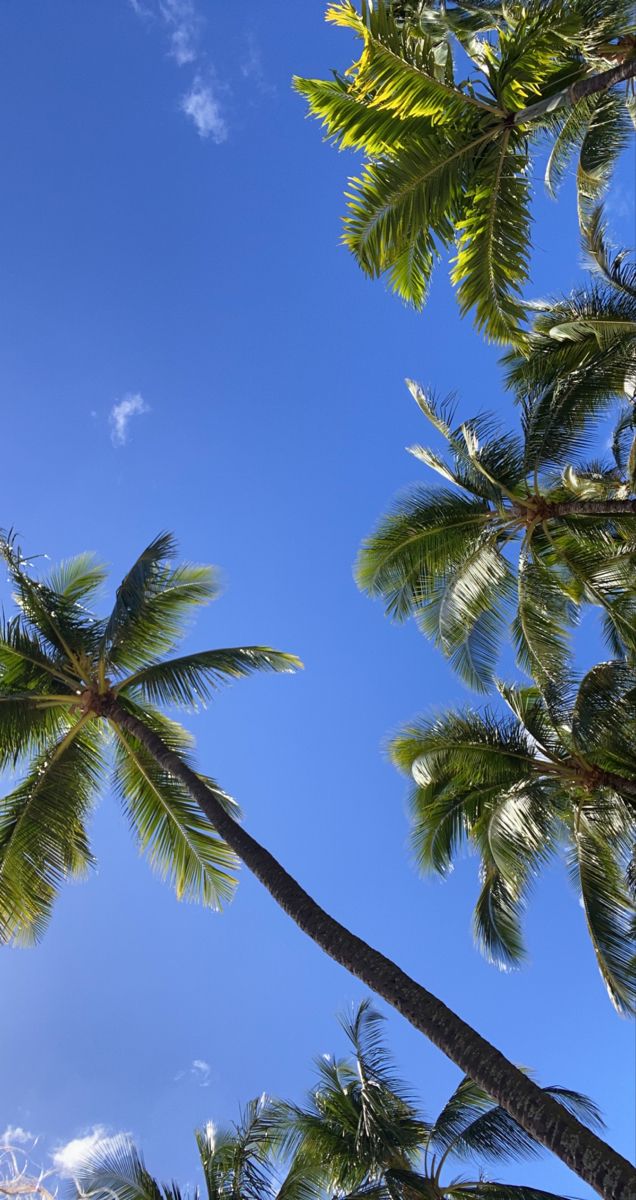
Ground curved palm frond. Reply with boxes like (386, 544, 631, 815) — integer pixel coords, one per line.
(118, 648, 301, 709)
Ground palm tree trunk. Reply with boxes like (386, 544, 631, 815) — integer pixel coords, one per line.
(111, 702, 636, 1200)
(512, 58, 636, 126)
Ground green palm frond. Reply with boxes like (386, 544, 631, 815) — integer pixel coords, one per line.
(118, 648, 301, 709)
(0, 720, 106, 945)
(568, 813, 636, 1013)
(103, 534, 219, 671)
(512, 549, 576, 686)
(0, 692, 74, 769)
(71, 1135, 166, 1200)
(112, 724, 238, 909)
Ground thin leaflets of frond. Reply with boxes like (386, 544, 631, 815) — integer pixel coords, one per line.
(118, 647, 301, 710)
(0, 721, 105, 945)
(544, 94, 601, 198)
(46, 552, 107, 604)
(584, 205, 636, 297)
(496, 683, 567, 760)
(339, 999, 412, 1102)
(292, 76, 429, 154)
(513, 548, 576, 686)
(0, 617, 74, 691)
(390, 708, 536, 789)
(407, 777, 499, 875)
(326, 0, 499, 121)
(356, 487, 491, 620)
(0, 693, 73, 770)
(446, 1186, 584, 1200)
(418, 540, 514, 690)
(576, 90, 633, 222)
(571, 661, 636, 777)
(473, 851, 527, 965)
(112, 725, 238, 909)
(568, 817, 636, 1014)
(70, 1134, 166, 1200)
(104, 534, 220, 670)
(452, 132, 531, 343)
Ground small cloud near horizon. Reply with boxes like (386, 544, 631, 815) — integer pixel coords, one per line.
(0, 1126, 35, 1147)
(181, 79, 227, 141)
(109, 393, 150, 447)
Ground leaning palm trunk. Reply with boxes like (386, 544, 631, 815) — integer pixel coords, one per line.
(112, 701, 636, 1200)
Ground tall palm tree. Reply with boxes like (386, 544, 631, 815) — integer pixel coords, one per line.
(275, 999, 602, 1200)
(70, 1100, 318, 1200)
(294, 0, 636, 341)
(390, 662, 636, 1012)
(356, 377, 636, 692)
(0, 531, 632, 1198)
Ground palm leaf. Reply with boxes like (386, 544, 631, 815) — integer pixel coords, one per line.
(118, 647, 301, 709)
(112, 725, 238, 909)
(71, 1135, 165, 1200)
(0, 719, 105, 945)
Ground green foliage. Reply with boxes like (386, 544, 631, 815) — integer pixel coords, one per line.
(390, 667, 636, 1012)
(295, 0, 636, 340)
(0, 533, 299, 943)
(357, 377, 636, 691)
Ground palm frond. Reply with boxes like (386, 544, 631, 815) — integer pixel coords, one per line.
(71, 1134, 165, 1200)
(0, 720, 105, 945)
(112, 724, 238, 909)
(118, 648, 301, 710)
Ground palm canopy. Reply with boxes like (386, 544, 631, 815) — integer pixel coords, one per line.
(273, 999, 602, 1199)
(356, 378, 636, 693)
(70, 1100, 317, 1200)
(504, 207, 636, 442)
(294, 0, 636, 342)
(0, 531, 300, 946)
(390, 661, 636, 1013)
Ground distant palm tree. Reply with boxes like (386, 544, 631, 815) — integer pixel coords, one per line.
(275, 999, 602, 1200)
(356, 377, 636, 692)
(0, 531, 631, 1196)
(390, 662, 636, 1013)
(71, 1100, 317, 1200)
(294, 0, 636, 341)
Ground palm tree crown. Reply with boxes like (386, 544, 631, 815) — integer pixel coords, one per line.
(356, 377, 636, 693)
(274, 999, 602, 1199)
(390, 662, 636, 1012)
(0, 531, 299, 945)
(295, 0, 636, 341)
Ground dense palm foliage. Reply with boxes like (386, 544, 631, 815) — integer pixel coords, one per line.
(295, 0, 636, 340)
(356, 375, 636, 692)
(71, 1102, 317, 1200)
(70, 1001, 603, 1200)
(274, 1000, 602, 1200)
(391, 665, 636, 1012)
(0, 531, 299, 944)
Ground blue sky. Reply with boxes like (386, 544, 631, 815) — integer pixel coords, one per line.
(0, 1, 633, 1195)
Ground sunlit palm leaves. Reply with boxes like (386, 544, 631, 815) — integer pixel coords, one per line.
(274, 999, 600, 1198)
(0, 532, 300, 944)
(295, 0, 636, 340)
(357, 379, 636, 691)
(390, 664, 636, 1012)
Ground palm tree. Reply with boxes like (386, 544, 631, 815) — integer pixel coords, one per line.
(275, 999, 602, 1200)
(390, 662, 636, 1013)
(0, 531, 632, 1197)
(70, 1100, 318, 1200)
(294, 0, 636, 341)
(356, 377, 636, 692)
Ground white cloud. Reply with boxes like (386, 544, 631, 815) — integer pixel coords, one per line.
(181, 79, 227, 142)
(109, 393, 150, 447)
(52, 1128, 128, 1179)
(174, 1058, 212, 1087)
(159, 0, 202, 66)
(0, 1126, 34, 1147)
(240, 33, 274, 96)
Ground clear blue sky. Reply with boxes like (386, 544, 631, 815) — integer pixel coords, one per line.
(0, 3, 633, 1196)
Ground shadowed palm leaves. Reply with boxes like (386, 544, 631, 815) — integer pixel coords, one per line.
(274, 999, 601, 1199)
(504, 207, 636, 456)
(391, 662, 636, 1012)
(294, 0, 636, 341)
(356, 380, 636, 692)
(0, 531, 299, 944)
(70, 1102, 317, 1200)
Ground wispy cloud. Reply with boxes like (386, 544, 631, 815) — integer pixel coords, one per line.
(174, 1058, 212, 1087)
(240, 33, 274, 96)
(0, 1126, 35, 1147)
(159, 0, 202, 66)
(181, 78, 227, 141)
(52, 1128, 128, 1179)
(109, 393, 150, 447)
